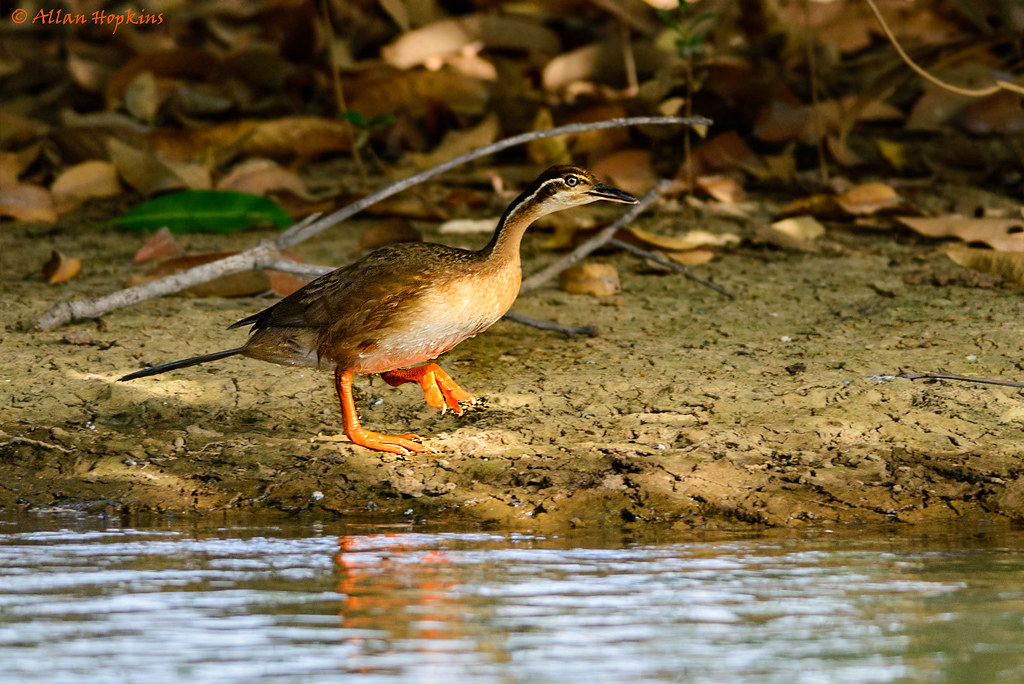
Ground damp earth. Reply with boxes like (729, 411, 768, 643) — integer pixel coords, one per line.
(2, 189, 1022, 531)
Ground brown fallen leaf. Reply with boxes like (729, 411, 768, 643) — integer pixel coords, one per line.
(358, 218, 422, 253)
(43, 250, 82, 283)
(836, 182, 902, 216)
(620, 226, 741, 252)
(527, 108, 571, 166)
(946, 247, 1024, 285)
(216, 158, 312, 199)
(591, 149, 656, 196)
(265, 270, 310, 297)
(559, 263, 620, 296)
(133, 227, 181, 263)
(381, 14, 559, 70)
(51, 160, 122, 213)
(409, 112, 500, 169)
(106, 138, 190, 196)
(755, 216, 827, 253)
(0, 185, 58, 223)
(958, 90, 1024, 135)
(687, 131, 767, 178)
(899, 217, 1024, 252)
(348, 68, 488, 120)
(666, 247, 716, 266)
(149, 117, 353, 164)
(696, 175, 746, 203)
(105, 48, 222, 109)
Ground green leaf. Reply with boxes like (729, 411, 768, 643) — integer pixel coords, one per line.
(340, 110, 368, 127)
(117, 190, 292, 234)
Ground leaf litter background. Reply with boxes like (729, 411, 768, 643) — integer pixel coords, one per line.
(1, 0, 1022, 528)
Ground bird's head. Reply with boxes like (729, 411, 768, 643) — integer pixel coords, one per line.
(520, 165, 638, 217)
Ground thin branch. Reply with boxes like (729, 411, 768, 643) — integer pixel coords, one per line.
(608, 238, 733, 298)
(897, 371, 1024, 389)
(38, 116, 710, 331)
(863, 0, 1024, 97)
(520, 180, 671, 293)
(276, 116, 711, 249)
(502, 311, 598, 338)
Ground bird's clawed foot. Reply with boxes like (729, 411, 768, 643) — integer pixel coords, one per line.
(382, 364, 476, 415)
(344, 426, 435, 456)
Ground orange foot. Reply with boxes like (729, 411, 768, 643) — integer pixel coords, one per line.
(346, 426, 434, 456)
(334, 367, 435, 456)
(381, 364, 476, 415)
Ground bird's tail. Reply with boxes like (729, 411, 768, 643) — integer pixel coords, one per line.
(119, 348, 244, 381)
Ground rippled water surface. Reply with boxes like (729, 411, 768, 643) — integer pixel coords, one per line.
(1, 514, 1023, 683)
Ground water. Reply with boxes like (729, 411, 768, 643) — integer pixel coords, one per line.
(0, 514, 1023, 683)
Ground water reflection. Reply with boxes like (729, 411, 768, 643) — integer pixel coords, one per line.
(0, 515, 1022, 683)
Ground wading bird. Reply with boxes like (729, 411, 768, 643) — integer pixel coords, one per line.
(120, 166, 637, 454)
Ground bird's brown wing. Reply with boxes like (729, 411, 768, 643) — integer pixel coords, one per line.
(230, 242, 474, 334)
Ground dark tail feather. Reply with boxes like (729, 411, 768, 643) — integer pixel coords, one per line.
(119, 348, 244, 381)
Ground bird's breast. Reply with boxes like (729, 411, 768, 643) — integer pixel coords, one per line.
(350, 265, 521, 374)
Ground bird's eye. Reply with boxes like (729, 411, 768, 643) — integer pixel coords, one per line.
(564, 175, 579, 187)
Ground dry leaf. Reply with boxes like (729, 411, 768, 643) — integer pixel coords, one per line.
(688, 131, 766, 178)
(559, 263, 620, 296)
(265, 270, 310, 297)
(946, 247, 1024, 285)
(772, 215, 826, 241)
(621, 226, 740, 252)
(348, 68, 488, 119)
(591, 149, 656, 196)
(106, 138, 190, 196)
(51, 160, 121, 213)
(133, 226, 181, 263)
(358, 218, 422, 253)
(0, 185, 58, 223)
(42, 250, 82, 283)
(438, 217, 498, 234)
(899, 217, 1024, 252)
(216, 158, 312, 199)
(564, 104, 630, 159)
(0, 153, 21, 187)
(382, 14, 559, 70)
(836, 182, 902, 215)
(666, 247, 716, 265)
(123, 70, 162, 123)
(410, 112, 500, 169)
(527, 108, 570, 165)
(876, 139, 908, 170)
(696, 175, 746, 203)
(958, 90, 1024, 135)
(150, 117, 353, 164)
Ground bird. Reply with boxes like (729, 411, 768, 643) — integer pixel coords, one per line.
(119, 165, 638, 455)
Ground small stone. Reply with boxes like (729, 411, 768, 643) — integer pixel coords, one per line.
(310, 491, 324, 501)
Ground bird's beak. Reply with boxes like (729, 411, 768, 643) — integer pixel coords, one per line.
(587, 183, 638, 204)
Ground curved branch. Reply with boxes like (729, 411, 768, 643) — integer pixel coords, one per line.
(37, 115, 712, 330)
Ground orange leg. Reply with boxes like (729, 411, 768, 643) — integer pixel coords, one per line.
(381, 363, 475, 415)
(334, 368, 431, 456)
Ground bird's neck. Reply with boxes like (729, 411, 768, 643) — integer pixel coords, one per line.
(479, 190, 546, 268)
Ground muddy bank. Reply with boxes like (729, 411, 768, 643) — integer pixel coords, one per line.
(2, 203, 1023, 530)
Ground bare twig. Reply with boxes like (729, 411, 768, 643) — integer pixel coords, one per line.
(502, 311, 598, 338)
(6, 435, 71, 454)
(276, 117, 711, 249)
(864, 0, 1024, 97)
(897, 371, 1024, 389)
(608, 238, 733, 298)
(520, 180, 671, 293)
(37, 214, 322, 331)
(38, 116, 710, 331)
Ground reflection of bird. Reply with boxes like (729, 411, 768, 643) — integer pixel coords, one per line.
(120, 166, 637, 454)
